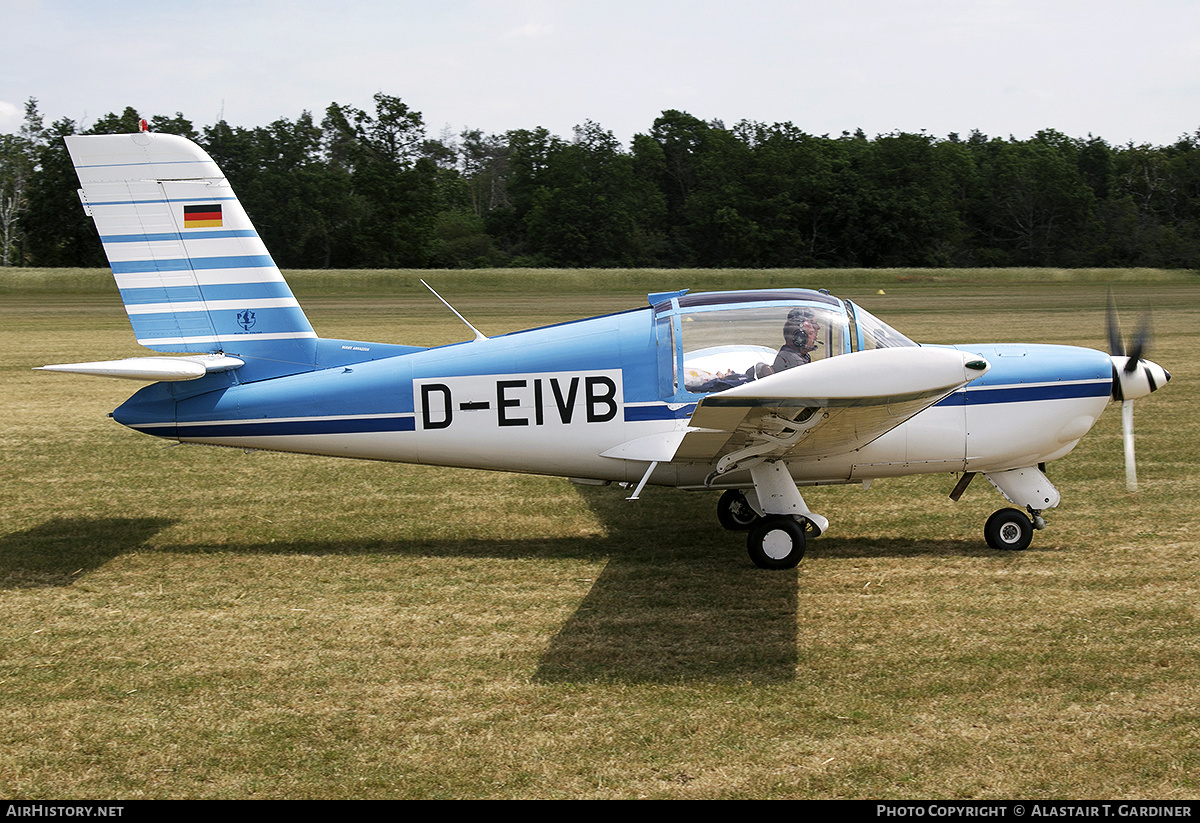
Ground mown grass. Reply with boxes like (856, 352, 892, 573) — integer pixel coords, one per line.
(2, 268, 1198, 799)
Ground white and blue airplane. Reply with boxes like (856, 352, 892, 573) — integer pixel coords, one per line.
(40, 131, 1171, 569)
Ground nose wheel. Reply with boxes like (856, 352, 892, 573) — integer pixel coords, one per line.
(984, 508, 1034, 551)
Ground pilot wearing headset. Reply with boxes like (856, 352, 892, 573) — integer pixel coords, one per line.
(757, 307, 819, 377)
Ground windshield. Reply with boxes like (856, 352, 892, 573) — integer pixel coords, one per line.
(849, 302, 918, 350)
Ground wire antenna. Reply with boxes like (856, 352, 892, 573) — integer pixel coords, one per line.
(420, 279, 487, 342)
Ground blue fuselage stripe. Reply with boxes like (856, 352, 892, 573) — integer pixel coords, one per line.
(159, 417, 417, 439)
(624, 404, 695, 421)
(141, 377, 1110, 441)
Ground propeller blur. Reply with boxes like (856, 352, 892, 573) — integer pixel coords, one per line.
(1107, 291, 1171, 491)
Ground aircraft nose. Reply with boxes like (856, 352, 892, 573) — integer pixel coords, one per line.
(1111, 355, 1170, 401)
(1143, 358, 1170, 392)
(1153, 361, 1169, 388)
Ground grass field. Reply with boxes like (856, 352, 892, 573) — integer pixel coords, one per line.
(2, 267, 1198, 799)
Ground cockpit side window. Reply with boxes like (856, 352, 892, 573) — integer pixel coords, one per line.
(667, 302, 849, 395)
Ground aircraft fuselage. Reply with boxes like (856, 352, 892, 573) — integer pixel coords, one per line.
(113, 303, 1114, 491)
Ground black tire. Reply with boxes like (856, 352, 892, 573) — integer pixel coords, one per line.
(747, 516, 807, 569)
(717, 489, 760, 531)
(984, 508, 1034, 551)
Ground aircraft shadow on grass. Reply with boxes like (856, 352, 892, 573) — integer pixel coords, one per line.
(3, 489, 994, 684)
(0, 516, 176, 590)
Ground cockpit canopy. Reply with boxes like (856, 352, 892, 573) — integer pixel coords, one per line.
(652, 289, 917, 397)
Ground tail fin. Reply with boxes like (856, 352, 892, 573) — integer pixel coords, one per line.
(65, 132, 317, 378)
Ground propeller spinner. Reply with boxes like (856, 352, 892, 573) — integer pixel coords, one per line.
(1107, 291, 1171, 491)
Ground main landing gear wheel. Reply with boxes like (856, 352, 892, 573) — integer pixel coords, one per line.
(984, 508, 1034, 551)
(747, 516, 807, 569)
(717, 489, 760, 531)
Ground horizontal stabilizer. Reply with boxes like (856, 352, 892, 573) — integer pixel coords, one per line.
(36, 354, 244, 382)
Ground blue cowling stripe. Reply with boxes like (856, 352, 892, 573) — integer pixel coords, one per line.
(937, 382, 1110, 407)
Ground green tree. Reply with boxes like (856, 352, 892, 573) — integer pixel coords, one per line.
(838, 130, 970, 267)
(641, 110, 719, 265)
(87, 107, 143, 135)
(0, 98, 45, 266)
(968, 131, 1096, 265)
(459, 128, 511, 217)
(20, 116, 104, 266)
(201, 112, 341, 268)
(518, 121, 665, 266)
(321, 94, 438, 267)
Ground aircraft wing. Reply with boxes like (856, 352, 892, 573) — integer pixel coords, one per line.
(611, 348, 987, 475)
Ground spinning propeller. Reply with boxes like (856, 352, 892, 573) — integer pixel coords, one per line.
(1107, 290, 1171, 492)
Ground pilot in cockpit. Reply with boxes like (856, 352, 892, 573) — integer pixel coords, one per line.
(756, 307, 819, 377)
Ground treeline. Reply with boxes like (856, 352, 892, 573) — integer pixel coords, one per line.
(4, 95, 1200, 269)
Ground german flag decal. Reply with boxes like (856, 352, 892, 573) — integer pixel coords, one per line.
(183, 204, 222, 228)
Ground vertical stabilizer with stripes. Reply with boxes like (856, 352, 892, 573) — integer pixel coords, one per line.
(65, 132, 318, 379)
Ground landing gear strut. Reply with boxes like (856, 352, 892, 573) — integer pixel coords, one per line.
(979, 467, 1056, 551)
(716, 461, 828, 569)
